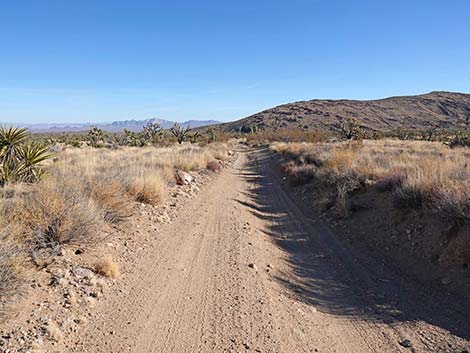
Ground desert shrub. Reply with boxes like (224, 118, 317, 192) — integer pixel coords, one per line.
(207, 160, 223, 173)
(286, 164, 317, 186)
(328, 173, 361, 218)
(432, 184, 470, 222)
(246, 128, 330, 145)
(126, 173, 165, 206)
(207, 127, 216, 143)
(90, 181, 133, 223)
(0, 242, 25, 317)
(445, 131, 470, 148)
(280, 160, 297, 174)
(334, 183, 351, 218)
(1, 179, 103, 263)
(271, 139, 469, 222)
(394, 183, 427, 209)
(393, 165, 441, 210)
(94, 257, 120, 279)
(376, 168, 407, 192)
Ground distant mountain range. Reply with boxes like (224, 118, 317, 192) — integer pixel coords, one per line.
(1, 118, 221, 133)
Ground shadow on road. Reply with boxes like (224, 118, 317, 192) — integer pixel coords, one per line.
(234, 147, 470, 340)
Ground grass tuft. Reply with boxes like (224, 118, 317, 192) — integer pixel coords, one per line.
(94, 257, 120, 279)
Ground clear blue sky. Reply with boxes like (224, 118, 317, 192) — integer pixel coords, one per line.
(1, 0, 469, 124)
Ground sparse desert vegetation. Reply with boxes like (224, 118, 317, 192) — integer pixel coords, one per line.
(272, 139, 470, 283)
(272, 139, 470, 220)
(0, 131, 232, 315)
(94, 257, 121, 279)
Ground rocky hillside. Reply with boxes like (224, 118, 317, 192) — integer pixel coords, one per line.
(220, 91, 470, 132)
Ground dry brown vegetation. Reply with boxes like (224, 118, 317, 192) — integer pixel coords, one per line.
(245, 128, 331, 144)
(271, 139, 470, 221)
(94, 257, 120, 279)
(206, 160, 223, 173)
(0, 142, 231, 314)
(272, 139, 470, 287)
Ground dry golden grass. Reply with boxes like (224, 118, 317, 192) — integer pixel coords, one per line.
(0, 244, 25, 317)
(0, 142, 231, 307)
(1, 143, 230, 245)
(272, 139, 470, 221)
(94, 257, 120, 279)
(90, 181, 133, 223)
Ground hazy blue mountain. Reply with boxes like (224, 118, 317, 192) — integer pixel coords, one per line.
(1, 118, 221, 133)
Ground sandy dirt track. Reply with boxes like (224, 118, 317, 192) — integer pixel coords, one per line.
(68, 147, 470, 353)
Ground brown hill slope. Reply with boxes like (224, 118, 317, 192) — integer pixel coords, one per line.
(220, 91, 470, 132)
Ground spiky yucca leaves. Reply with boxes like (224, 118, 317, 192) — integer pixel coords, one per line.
(16, 143, 52, 183)
(0, 127, 52, 185)
(0, 126, 29, 170)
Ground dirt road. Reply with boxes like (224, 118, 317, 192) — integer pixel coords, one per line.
(69, 148, 470, 353)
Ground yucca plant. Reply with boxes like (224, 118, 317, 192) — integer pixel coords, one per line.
(0, 126, 29, 170)
(0, 126, 52, 185)
(16, 143, 52, 183)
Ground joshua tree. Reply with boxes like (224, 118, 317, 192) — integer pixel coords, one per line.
(339, 118, 362, 140)
(87, 126, 104, 147)
(170, 123, 191, 144)
(123, 129, 145, 147)
(142, 121, 163, 144)
(207, 127, 216, 143)
(189, 131, 201, 144)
